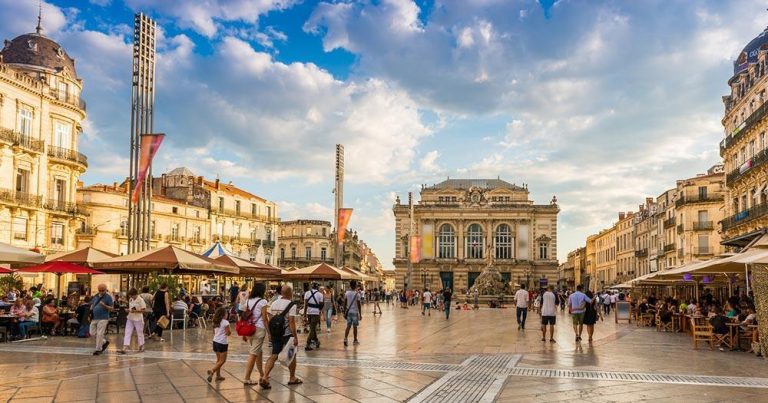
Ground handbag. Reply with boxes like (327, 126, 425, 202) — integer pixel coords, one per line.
(156, 315, 170, 329)
(236, 298, 260, 337)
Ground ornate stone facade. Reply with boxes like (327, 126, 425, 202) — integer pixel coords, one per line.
(392, 178, 559, 293)
(277, 219, 333, 268)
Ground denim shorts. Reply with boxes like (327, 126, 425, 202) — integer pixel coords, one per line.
(212, 341, 228, 353)
(346, 311, 359, 326)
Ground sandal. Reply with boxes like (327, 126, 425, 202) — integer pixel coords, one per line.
(206, 370, 213, 383)
(216, 377, 226, 381)
(287, 378, 303, 385)
(243, 379, 258, 386)
(259, 380, 271, 389)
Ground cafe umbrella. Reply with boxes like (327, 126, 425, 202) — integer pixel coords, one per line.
(15, 261, 104, 300)
(0, 242, 44, 266)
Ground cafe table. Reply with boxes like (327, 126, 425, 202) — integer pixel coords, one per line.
(726, 321, 743, 351)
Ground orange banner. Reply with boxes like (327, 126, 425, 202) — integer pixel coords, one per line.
(337, 208, 353, 245)
(131, 133, 165, 205)
(410, 236, 422, 263)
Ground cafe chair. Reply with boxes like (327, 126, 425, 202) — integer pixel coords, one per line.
(691, 317, 714, 350)
(107, 309, 128, 334)
(0, 326, 8, 343)
(169, 309, 188, 342)
(656, 317, 674, 333)
(712, 331, 731, 350)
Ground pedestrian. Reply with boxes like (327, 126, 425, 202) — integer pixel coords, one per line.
(243, 283, 269, 386)
(90, 284, 114, 355)
(568, 285, 592, 342)
(583, 290, 601, 342)
(514, 284, 529, 330)
(322, 285, 335, 333)
(262, 285, 302, 389)
(229, 282, 240, 304)
(422, 288, 432, 316)
(602, 291, 611, 315)
(372, 287, 383, 315)
(343, 280, 363, 346)
(541, 285, 557, 342)
(152, 283, 171, 342)
(472, 288, 479, 310)
(442, 287, 453, 319)
(303, 282, 323, 351)
(118, 288, 146, 354)
(237, 284, 249, 313)
(207, 307, 230, 383)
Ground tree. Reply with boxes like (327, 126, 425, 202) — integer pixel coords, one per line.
(146, 273, 182, 297)
(0, 274, 24, 296)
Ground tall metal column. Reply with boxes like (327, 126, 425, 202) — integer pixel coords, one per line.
(127, 13, 157, 254)
(333, 144, 344, 267)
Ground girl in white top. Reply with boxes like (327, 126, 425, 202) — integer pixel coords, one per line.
(119, 288, 146, 354)
(208, 306, 230, 383)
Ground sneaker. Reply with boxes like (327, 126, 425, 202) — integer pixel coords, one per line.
(101, 340, 110, 352)
(305, 346, 314, 351)
(353, 340, 359, 345)
(93, 351, 101, 356)
(327, 329, 331, 333)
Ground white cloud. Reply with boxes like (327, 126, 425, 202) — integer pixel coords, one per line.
(419, 150, 441, 172)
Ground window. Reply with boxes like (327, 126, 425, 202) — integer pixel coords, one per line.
(171, 223, 180, 240)
(172, 206, 178, 214)
(292, 228, 297, 236)
(53, 121, 71, 148)
(267, 206, 272, 218)
(437, 224, 455, 258)
(321, 247, 327, 260)
(280, 248, 285, 260)
(119, 218, 128, 237)
(235, 223, 242, 239)
(13, 217, 27, 240)
(322, 227, 327, 237)
(51, 223, 64, 246)
(53, 179, 66, 203)
(218, 197, 224, 211)
(15, 168, 29, 193)
(291, 247, 296, 259)
(465, 223, 484, 259)
(17, 107, 32, 136)
(251, 203, 257, 216)
(306, 227, 312, 235)
(761, 132, 766, 150)
(216, 222, 223, 236)
(150, 221, 156, 238)
(539, 242, 549, 259)
(750, 140, 757, 159)
(235, 200, 241, 215)
(250, 228, 257, 241)
(305, 247, 311, 260)
(195, 210, 200, 218)
(193, 226, 201, 243)
(495, 224, 513, 259)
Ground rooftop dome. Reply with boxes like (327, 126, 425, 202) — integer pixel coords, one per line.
(166, 167, 196, 177)
(734, 26, 768, 76)
(1, 31, 77, 78)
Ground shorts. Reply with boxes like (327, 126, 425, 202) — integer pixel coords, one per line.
(212, 341, 228, 353)
(541, 316, 556, 326)
(572, 313, 585, 325)
(248, 328, 266, 355)
(346, 311, 359, 326)
(423, 303, 431, 309)
(271, 335, 291, 355)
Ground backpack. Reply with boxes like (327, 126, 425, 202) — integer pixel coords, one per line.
(268, 301, 295, 338)
(235, 298, 262, 337)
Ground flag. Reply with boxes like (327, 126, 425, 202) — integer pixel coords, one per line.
(131, 133, 165, 205)
(410, 235, 422, 263)
(337, 208, 353, 245)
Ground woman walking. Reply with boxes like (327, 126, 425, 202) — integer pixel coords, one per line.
(152, 283, 171, 341)
(119, 288, 146, 354)
(322, 285, 335, 333)
(208, 307, 230, 382)
(583, 290, 602, 342)
(243, 283, 269, 386)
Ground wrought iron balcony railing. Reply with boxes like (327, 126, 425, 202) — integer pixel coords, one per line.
(47, 145, 88, 167)
(0, 128, 44, 153)
(693, 221, 714, 231)
(721, 202, 768, 232)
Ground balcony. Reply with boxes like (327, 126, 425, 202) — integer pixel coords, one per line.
(693, 221, 714, 231)
(663, 243, 676, 252)
(165, 235, 184, 243)
(726, 148, 768, 185)
(0, 188, 43, 208)
(721, 202, 768, 232)
(663, 217, 676, 229)
(210, 206, 279, 223)
(634, 248, 648, 258)
(675, 194, 725, 208)
(677, 249, 684, 258)
(75, 226, 96, 236)
(656, 249, 665, 258)
(0, 128, 44, 153)
(46, 87, 87, 111)
(45, 198, 78, 214)
(263, 240, 275, 249)
(676, 224, 684, 234)
(47, 146, 88, 168)
(693, 246, 714, 256)
(720, 101, 768, 154)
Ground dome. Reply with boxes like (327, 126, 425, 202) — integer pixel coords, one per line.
(0, 32, 77, 78)
(734, 26, 768, 76)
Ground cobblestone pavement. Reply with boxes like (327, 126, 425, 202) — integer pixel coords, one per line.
(0, 304, 765, 402)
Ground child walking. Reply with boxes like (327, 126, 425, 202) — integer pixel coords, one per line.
(208, 307, 230, 383)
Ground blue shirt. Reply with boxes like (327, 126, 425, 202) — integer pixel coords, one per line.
(91, 293, 114, 320)
(568, 291, 592, 314)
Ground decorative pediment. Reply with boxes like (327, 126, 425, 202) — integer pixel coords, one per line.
(536, 235, 552, 242)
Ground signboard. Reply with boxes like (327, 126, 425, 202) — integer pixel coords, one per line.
(615, 301, 631, 323)
(539, 278, 548, 287)
(410, 236, 422, 263)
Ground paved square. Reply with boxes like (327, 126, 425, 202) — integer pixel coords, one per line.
(0, 305, 765, 402)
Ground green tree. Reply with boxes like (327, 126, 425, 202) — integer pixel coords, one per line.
(0, 273, 24, 296)
(146, 273, 182, 297)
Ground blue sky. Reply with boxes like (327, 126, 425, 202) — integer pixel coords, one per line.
(1, 0, 766, 267)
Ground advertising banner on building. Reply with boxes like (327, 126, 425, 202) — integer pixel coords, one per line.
(410, 235, 422, 263)
(337, 208, 353, 245)
(131, 133, 165, 205)
(422, 223, 434, 259)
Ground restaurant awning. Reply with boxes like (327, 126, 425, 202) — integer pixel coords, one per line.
(0, 242, 44, 266)
(94, 245, 238, 275)
(212, 254, 282, 278)
(282, 263, 354, 281)
(45, 246, 117, 267)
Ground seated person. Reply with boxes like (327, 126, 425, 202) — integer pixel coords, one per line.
(188, 296, 202, 326)
(686, 299, 698, 315)
(18, 301, 39, 339)
(41, 298, 62, 335)
(709, 307, 729, 337)
(659, 305, 673, 324)
(726, 301, 740, 318)
(73, 296, 92, 337)
(171, 296, 188, 328)
(740, 305, 757, 330)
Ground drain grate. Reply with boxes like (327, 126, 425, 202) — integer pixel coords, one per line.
(408, 355, 520, 403)
(508, 367, 768, 389)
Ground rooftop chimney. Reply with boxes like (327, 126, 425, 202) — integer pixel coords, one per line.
(215, 179, 220, 190)
(619, 212, 625, 220)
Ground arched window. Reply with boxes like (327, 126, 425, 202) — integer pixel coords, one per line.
(437, 224, 455, 258)
(495, 224, 513, 259)
(465, 223, 484, 259)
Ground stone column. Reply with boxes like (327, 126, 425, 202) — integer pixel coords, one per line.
(456, 219, 464, 260)
(752, 264, 768, 359)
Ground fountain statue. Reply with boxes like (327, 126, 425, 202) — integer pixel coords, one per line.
(469, 243, 508, 295)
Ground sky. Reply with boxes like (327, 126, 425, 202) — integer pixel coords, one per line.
(1, 0, 766, 268)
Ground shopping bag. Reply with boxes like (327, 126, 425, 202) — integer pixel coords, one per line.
(278, 337, 297, 366)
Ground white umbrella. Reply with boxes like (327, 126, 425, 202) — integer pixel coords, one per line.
(0, 242, 44, 265)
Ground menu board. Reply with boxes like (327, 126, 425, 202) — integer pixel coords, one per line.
(615, 301, 631, 323)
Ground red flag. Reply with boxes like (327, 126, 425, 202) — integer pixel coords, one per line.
(131, 133, 165, 205)
(410, 236, 422, 263)
(337, 208, 353, 245)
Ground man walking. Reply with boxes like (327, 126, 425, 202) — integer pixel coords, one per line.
(303, 282, 323, 351)
(442, 288, 453, 319)
(421, 288, 432, 316)
(540, 285, 557, 342)
(568, 285, 592, 342)
(514, 284, 529, 330)
(343, 280, 362, 347)
(262, 285, 301, 389)
(90, 284, 114, 355)
(602, 291, 611, 315)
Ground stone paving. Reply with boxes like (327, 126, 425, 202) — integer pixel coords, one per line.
(0, 303, 765, 402)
